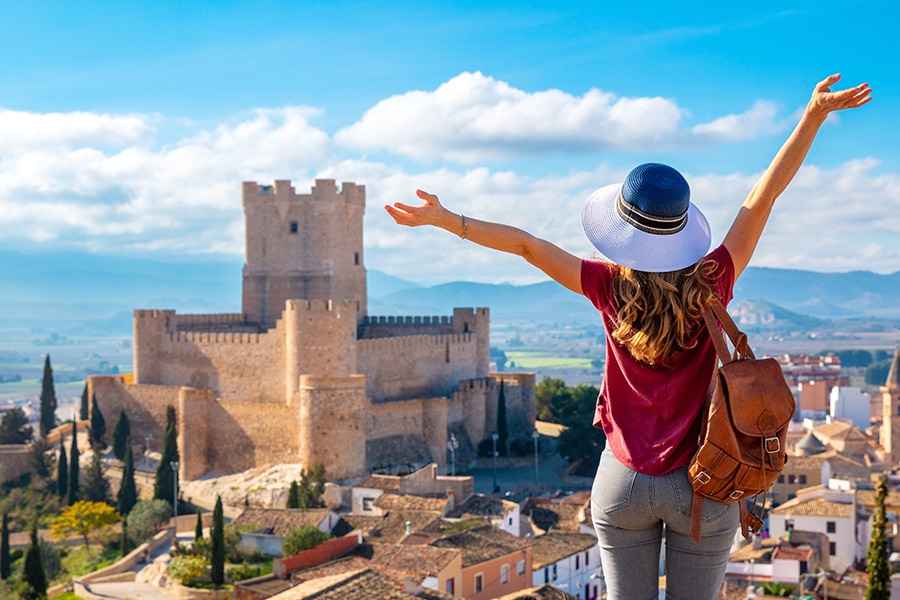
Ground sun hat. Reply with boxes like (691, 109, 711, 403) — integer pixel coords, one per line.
(581, 163, 711, 272)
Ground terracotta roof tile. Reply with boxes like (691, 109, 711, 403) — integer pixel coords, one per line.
(273, 567, 453, 599)
(770, 496, 853, 518)
(446, 494, 518, 519)
(430, 525, 531, 568)
(374, 493, 450, 513)
(356, 474, 402, 492)
(521, 499, 584, 534)
(529, 533, 597, 569)
(334, 511, 443, 544)
(351, 542, 460, 576)
(493, 583, 577, 599)
(232, 508, 332, 537)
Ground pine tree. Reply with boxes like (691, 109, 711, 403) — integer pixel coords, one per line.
(287, 480, 300, 508)
(117, 437, 138, 516)
(210, 496, 225, 586)
(89, 394, 106, 448)
(297, 463, 327, 508)
(0, 512, 10, 581)
(194, 508, 203, 541)
(866, 474, 891, 600)
(497, 380, 508, 456)
(154, 405, 179, 513)
(0, 406, 33, 444)
(79, 383, 89, 421)
(112, 410, 131, 461)
(57, 441, 68, 501)
(68, 420, 80, 505)
(81, 443, 111, 504)
(22, 522, 47, 599)
(39, 355, 58, 436)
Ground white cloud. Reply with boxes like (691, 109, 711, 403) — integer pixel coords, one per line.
(0, 74, 893, 284)
(691, 100, 786, 141)
(335, 72, 684, 162)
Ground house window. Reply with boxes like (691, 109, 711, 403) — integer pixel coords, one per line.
(552, 564, 558, 581)
(354, 252, 360, 265)
(517, 559, 525, 575)
(788, 474, 796, 484)
(501, 564, 509, 584)
(362, 497, 375, 511)
(575, 555, 580, 570)
(829, 542, 836, 556)
(798, 475, 807, 484)
(827, 521, 836, 533)
(508, 517, 513, 526)
(584, 551, 589, 566)
(777, 474, 785, 483)
(290, 221, 298, 234)
(544, 567, 549, 584)
(446, 578, 454, 595)
(475, 573, 484, 593)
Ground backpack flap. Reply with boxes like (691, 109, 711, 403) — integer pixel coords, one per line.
(719, 357, 795, 438)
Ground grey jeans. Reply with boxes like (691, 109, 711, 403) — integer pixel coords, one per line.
(591, 449, 739, 600)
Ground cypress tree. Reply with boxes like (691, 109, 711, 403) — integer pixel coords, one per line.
(112, 410, 131, 461)
(29, 434, 53, 479)
(121, 519, 129, 557)
(210, 496, 225, 586)
(287, 480, 300, 509)
(39, 355, 57, 436)
(154, 405, 179, 512)
(194, 508, 203, 541)
(68, 420, 80, 505)
(866, 474, 891, 600)
(22, 522, 47, 598)
(90, 394, 106, 448)
(497, 380, 508, 456)
(82, 443, 112, 504)
(0, 512, 10, 581)
(57, 440, 68, 501)
(79, 383, 89, 421)
(117, 437, 138, 516)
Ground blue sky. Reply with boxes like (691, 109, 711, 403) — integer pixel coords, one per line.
(0, 0, 896, 284)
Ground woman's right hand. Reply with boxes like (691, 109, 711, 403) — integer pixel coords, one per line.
(384, 189, 449, 229)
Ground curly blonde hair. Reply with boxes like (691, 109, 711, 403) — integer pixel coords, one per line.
(611, 259, 718, 366)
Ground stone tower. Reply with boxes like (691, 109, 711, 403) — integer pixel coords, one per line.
(241, 179, 367, 329)
(880, 347, 900, 464)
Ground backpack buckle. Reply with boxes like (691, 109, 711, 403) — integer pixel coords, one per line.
(694, 471, 711, 485)
(764, 436, 781, 454)
(729, 490, 744, 500)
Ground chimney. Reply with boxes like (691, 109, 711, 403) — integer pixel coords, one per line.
(406, 521, 412, 535)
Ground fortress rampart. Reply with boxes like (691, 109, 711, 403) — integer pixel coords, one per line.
(91, 180, 535, 482)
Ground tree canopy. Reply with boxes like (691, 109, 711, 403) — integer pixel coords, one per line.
(0, 407, 33, 444)
(282, 525, 332, 558)
(39, 355, 57, 436)
(50, 500, 120, 550)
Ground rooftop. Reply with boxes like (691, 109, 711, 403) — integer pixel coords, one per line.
(333, 510, 443, 544)
(446, 493, 518, 519)
(374, 493, 450, 513)
(770, 496, 854, 519)
(521, 498, 586, 534)
(530, 533, 598, 569)
(430, 525, 531, 568)
(351, 542, 460, 576)
(231, 508, 333, 537)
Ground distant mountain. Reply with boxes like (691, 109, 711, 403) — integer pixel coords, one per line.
(1, 250, 899, 335)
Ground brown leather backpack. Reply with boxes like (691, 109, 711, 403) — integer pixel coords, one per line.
(687, 297, 795, 544)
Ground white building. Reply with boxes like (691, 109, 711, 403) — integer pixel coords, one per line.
(830, 386, 871, 431)
(530, 533, 603, 600)
(767, 485, 871, 572)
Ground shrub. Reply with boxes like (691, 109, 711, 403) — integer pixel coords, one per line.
(127, 500, 172, 544)
(169, 554, 208, 585)
(282, 526, 332, 558)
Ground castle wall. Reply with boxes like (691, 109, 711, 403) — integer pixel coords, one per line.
(242, 179, 367, 329)
(358, 315, 454, 339)
(296, 375, 368, 480)
(205, 401, 300, 475)
(358, 334, 479, 402)
(0, 445, 32, 483)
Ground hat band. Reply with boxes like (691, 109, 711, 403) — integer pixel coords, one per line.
(616, 191, 687, 235)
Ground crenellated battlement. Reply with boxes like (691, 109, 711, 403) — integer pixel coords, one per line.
(178, 313, 247, 326)
(362, 315, 453, 326)
(171, 331, 262, 344)
(358, 332, 476, 352)
(242, 179, 366, 209)
(285, 299, 360, 314)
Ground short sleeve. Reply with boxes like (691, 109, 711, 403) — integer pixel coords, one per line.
(581, 259, 616, 313)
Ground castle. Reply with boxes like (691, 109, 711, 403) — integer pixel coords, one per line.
(89, 179, 535, 482)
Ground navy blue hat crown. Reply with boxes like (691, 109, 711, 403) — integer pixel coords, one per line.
(616, 163, 690, 236)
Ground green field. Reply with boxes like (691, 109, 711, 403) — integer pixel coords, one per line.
(504, 351, 595, 370)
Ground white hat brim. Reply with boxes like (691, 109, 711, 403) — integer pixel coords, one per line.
(582, 183, 711, 272)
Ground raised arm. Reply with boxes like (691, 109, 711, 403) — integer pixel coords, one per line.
(723, 74, 872, 278)
(385, 190, 584, 294)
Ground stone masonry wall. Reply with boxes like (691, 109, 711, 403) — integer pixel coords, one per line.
(358, 334, 478, 402)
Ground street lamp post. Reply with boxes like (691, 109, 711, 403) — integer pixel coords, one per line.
(491, 432, 499, 493)
(532, 430, 540, 483)
(447, 433, 459, 476)
(171, 461, 179, 542)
